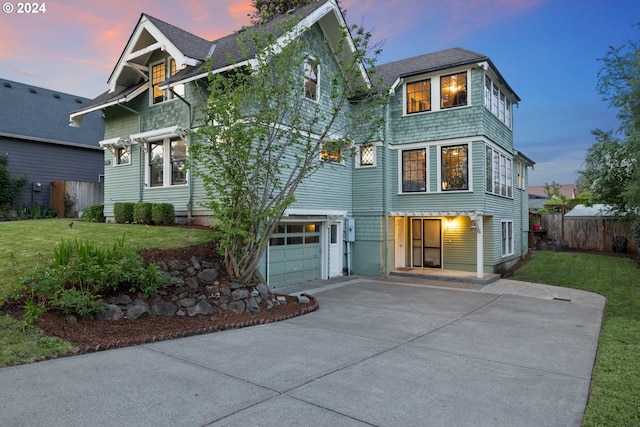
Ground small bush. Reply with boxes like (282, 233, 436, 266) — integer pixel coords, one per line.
(133, 202, 153, 224)
(113, 202, 134, 224)
(82, 204, 105, 223)
(152, 203, 175, 225)
(18, 236, 167, 319)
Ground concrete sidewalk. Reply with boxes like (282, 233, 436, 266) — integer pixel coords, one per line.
(0, 277, 604, 426)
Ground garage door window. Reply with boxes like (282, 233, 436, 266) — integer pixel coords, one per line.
(270, 223, 321, 246)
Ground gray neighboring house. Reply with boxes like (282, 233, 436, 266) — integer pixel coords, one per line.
(0, 78, 105, 211)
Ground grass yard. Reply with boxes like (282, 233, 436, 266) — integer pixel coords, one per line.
(0, 218, 215, 366)
(512, 251, 640, 426)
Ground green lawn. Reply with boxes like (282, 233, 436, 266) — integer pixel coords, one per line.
(511, 251, 640, 426)
(0, 218, 215, 366)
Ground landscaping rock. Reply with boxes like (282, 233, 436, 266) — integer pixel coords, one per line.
(111, 295, 132, 307)
(198, 268, 218, 282)
(231, 288, 249, 301)
(255, 282, 269, 300)
(228, 300, 245, 314)
(66, 315, 78, 324)
(96, 304, 124, 321)
(178, 297, 197, 308)
(185, 278, 199, 289)
(151, 302, 178, 317)
(298, 295, 311, 304)
(190, 256, 201, 270)
(246, 297, 260, 314)
(127, 303, 151, 320)
(188, 300, 214, 316)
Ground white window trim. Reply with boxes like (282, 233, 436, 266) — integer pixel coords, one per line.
(355, 143, 380, 168)
(437, 143, 472, 193)
(484, 74, 513, 130)
(501, 219, 514, 257)
(398, 146, 429, 194)
(304, 55, 319, 103)
(486, 143, 513, 198)
(402, 68, 470, 116)
(144, 137, 189, 189)
(149, 58, 182, 106)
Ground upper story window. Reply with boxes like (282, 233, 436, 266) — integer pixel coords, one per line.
(402, 148, 426, 192)
(115, 147, 130, 165)
(484, 75, 512, 129)
(148, 138, 187, 187)
(516, 160, 526, 189)
(151, 58, 180, 105)
(356, 145, 376, 168)
(486, 146, 512, 197)
(304, 56, 319, 101)
(440, 72, 467, 109)
(441, 144, 468, 191)
(406, 79, 431, 114)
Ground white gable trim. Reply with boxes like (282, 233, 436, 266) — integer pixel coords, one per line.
(108, 15, 197, 93)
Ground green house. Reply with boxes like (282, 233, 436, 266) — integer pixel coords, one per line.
(70, 0, 533, 288)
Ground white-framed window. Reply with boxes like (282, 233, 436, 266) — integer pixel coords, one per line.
(484, 75, 513, 129)
(517, 160, 526, 189)
(356, 145, 376, 168)
(404, 70, 468, 115)
(486, 146, 512, 197)
(148, 138, 187, 187)
(150, 58, 182, 105)
(440, 72, 467, 109)
(401, 148, 427, 192)
(304, 56, 319, 101)
(115, 146, 130, 165)
(406, 79, 431, 114)
(441, 144, 469, 191)
(501, 220, 514, 256)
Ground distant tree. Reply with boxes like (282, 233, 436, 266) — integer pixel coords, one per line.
(190, 14, 386, 286)
(543, 180, 568, 203)
(0, 154, 28, 211)
(249, 0, 318, 23)
(579, 24, 640, 218)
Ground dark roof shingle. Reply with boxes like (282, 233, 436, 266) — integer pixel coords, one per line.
(0, 79, 104, 147)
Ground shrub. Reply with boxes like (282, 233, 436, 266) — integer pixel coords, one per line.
(82, 204, 105, 222)
(113, 202, 134, 224)
(152, 203, 175, 225)
(133, 202, 153, 224)
(18, 236, 167, 319)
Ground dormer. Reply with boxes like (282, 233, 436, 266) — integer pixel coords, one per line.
(107, 14, 207, 95)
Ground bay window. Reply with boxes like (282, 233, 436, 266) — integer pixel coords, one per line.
(486, 146, 512, 197)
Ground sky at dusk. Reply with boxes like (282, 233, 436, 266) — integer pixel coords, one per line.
(1, 0, 639, 186)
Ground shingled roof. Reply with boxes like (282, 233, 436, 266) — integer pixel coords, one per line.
(0, 79, 104, 148)
(374, 47, 520, 101)
(76, 1, 330, 116)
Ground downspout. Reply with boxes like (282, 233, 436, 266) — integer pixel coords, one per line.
(171, 88, 194, 225)
(383, 98, 391, 277)
(115, 103, 142, 201)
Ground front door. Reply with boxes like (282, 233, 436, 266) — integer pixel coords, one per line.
(328, 221, 342, 277)
(411, 218, 441, 268)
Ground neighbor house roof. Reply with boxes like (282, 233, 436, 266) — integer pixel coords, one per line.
(529, 185, 576, 200)
(374, 47, 520, 102)
(0, 79, 104, 149)
(565, 204, 618, 218)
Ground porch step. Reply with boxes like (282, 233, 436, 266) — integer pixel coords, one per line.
(390, 269, 501, 286)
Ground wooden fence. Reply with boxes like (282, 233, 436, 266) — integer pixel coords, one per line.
(50, 180, 104, 218)
(540, 213, 637, 255)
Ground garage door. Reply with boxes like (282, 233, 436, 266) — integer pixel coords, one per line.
(269, 222, 322, 288)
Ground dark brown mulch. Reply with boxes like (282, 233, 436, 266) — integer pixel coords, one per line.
(2, 239, 317, 356)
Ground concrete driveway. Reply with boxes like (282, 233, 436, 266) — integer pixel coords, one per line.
(0, 277, 604, 426)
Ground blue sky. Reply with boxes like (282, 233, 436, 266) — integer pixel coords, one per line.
(1, 0, 639, 186)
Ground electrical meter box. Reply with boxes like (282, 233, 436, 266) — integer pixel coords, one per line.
(344, 217, 355, 242)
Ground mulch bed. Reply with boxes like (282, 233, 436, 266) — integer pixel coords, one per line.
(2, 239, 318, 358)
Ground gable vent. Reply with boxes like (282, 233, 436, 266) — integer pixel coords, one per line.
(29, 88, 37, 94)
(2, 82, 12, 88)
